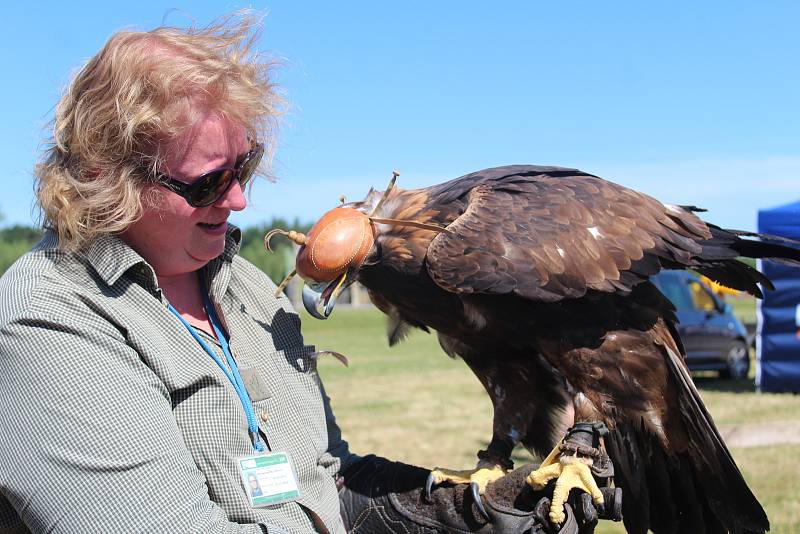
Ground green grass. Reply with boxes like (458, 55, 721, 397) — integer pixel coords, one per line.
(729, 294, 757, 325)
(302, 308, 800, 533)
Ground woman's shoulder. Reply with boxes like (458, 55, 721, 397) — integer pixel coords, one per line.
(0, 238, 67, 320)
(0, 235, 106, 327)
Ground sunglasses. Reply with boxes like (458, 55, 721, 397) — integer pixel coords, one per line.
(155, 143, 264, 207)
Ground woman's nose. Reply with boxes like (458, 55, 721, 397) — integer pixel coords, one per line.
(216, 180, 247, 211)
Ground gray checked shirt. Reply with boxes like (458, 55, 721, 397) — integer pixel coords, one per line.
(0, 227, 357, 533)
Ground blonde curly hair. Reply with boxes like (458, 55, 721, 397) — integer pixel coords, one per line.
(35, 12, 284, 250)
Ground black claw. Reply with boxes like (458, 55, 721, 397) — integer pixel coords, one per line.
(424, 472, 435, 503)
(594, 499, 605, 518)
(470, 482, 490, 522)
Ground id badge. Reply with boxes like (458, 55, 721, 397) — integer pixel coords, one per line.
(238, 451, 302, 507)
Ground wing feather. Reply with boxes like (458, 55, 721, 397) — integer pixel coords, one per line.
(425, 170, 712, 301)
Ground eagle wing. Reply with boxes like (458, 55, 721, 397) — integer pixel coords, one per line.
(426, 168, 714, 302)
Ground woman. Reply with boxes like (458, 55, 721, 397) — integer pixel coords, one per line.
(0, 13, 598, 534)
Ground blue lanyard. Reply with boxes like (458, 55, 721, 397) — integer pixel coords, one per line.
(167, 290, 265, 452)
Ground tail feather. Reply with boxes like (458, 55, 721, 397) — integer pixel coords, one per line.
(695, 261, 772, 297)
(604, 422, 651, 534)
(662, 343, 770, 533)
(605, 341, 769, 533)
(702, 226, 800, 264)
(694, 226, 800, 296)
(732, 239, 800, 265)
(606, 421, 719, 534)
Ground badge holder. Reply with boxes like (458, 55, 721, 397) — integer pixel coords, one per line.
(239, 451, 302, 507)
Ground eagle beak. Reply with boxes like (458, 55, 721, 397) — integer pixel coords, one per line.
(302, 271, 349, 320)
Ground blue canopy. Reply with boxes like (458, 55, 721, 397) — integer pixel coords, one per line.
(757, 200, 800, 392)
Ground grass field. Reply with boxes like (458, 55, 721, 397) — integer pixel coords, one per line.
(729, 294, 757, 325)
(301, 307, 800, 534)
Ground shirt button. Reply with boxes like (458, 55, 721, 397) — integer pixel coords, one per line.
(259, 410, 269, 424)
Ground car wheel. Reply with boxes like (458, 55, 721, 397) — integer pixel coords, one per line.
(720, 340, 749, 379)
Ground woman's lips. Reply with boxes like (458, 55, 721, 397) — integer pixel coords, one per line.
(198, 221, 228, 235)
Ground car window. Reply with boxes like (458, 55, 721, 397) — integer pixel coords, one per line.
(657, 276, 695, 311)
(689, 281, 717, 312)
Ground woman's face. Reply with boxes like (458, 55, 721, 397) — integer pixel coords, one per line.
(122, 112, 249, 278)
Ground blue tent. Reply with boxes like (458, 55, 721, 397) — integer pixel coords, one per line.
(757, 200, 800, 392)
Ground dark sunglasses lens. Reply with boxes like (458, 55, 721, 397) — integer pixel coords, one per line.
(238, 145, 264, 187)
(189, 169, 235, 207)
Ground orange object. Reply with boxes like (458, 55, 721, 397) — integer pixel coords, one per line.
(296, 207, 374, 283)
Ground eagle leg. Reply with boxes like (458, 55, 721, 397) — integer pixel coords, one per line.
(527, 422, 612, 525)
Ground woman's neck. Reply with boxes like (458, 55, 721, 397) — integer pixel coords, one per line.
(159, 271, 216, 337)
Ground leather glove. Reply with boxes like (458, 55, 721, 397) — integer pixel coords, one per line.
(337, 455, 622, 534)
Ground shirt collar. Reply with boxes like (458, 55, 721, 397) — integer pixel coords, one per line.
(80, 232, 151, 287)
(220, 224, 242, 262)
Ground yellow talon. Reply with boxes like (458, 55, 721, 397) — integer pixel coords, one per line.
(429, 464, 507, 493)
(527, 445, 605, 524)
(527, 462, 562, 490)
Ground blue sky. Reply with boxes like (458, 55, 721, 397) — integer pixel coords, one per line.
(2, 1, 798, 232)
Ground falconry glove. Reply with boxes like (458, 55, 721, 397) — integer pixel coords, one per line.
(337, 455, 622, 534)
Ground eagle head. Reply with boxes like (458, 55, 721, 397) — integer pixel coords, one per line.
(296, 207, 375, 319)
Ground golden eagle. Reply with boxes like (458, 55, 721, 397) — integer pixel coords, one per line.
(272, 165, 794, 533)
